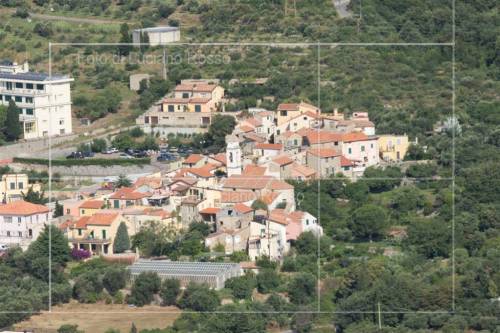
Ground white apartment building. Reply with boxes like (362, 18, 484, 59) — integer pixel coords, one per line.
(0, 61, 73, 140)
(0, 200, 49, 249)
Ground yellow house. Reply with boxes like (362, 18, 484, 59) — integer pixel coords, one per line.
(78, 200, 105, 217)
(0, 174, 41, 203)
(378, 135, 409, 162)
(67, 212, 132, 255)
(276, 101, 319, 126)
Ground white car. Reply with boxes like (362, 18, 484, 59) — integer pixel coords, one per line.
(103, 147, 119, 154)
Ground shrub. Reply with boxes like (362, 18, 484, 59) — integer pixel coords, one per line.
(160, 279, 181, 306)
(102, 267, 127, 295)
(71, 247, 91, 261)
(177, 283, 220, 311)
(256, 269, 280, 293)
(129, 272, 161, 306)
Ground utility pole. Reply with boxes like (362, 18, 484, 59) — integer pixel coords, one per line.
(377, 302, 382, 330)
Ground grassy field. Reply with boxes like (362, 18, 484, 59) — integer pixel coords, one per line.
(14, 301, 180, 333)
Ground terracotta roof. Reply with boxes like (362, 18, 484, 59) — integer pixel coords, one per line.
(257, 111, 274, 117)
(134, 177, 162, 189)
(73, 213, 119, 228)
(0, 200, 49, 216)
(210, 153, 227, 166)
(199, 207, 220, 214)
(234, 203, 253, 214)
(268, 180, 294, 190)
(304, 130, 342, 144)
(307, 148, 341, 158)
(261, 192, 280, 205)
(189, 97, 212, 104)
(163, 98, 189, 104)
(268, 209, 289, 225)
(175, 83, 217, 92)
(143, 208, 171, 219)
(244, 118, 262, 127)
(79, 200, 104, 209)
(243, 132, 267, 143)
(238, 125, 255, 133)
(272, 155, 294, 166)
(220, 191, 257, 203)
(183, 154, 204, 165)
(291, 162, 316, 178)
(110, 187, 150, 200)
(223, 175, 273, 190)
(242, 165, 267, 176)
(341, 132, 369, 142)
(341, 156, 355, 167)
(187, 163, 216, 178)
(277, 103, 299, 111)
(255, 143, 283, 150)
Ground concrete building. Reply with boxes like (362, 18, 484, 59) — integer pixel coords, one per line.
(0, 61, 73, 139)
(132, 26, 180, 46)
(378, 134, 409, 162)
(0, 173, 41, 203)
(0, 200, 49, 249)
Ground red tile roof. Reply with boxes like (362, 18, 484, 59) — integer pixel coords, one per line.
(183, 154, 204, 165)
(255, 143, 283, 150)
(220, 191, 257, 203)
(110, 187, 150, 200)
(341, 132, 369, 142)
(277, 103, 299, 111)
(234, 203, 253, 214)
(272, 155, 294, 166)
(79, 200, 104, 209)
(307, 148, 341, 158)
(341, 156, 355, 167)
(242, 165, 267, 176)
(210, 153, 227, 166)
(199, 207, 220, 214)
(72, 213, 119, 228)
(0, 200, 49, 216)
(304, 130, 342, 144)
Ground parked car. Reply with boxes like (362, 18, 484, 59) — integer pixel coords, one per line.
(157, 153, 176, 162)
(119, 153, 134, 159)
(102, 147, 119, 154)
(132, 150, 148, 158)
(66, 151, 84, 159)
(82, 150, 95, 158)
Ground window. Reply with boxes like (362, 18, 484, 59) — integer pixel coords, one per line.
(81, 209, 85, 215)
(182, 93, 189, 98)
(66, 209, 70, 214)
(18, 231, 22, 237)
(7, 231, 10, 237)
(114, 200, 119, 208)
(10, 182, 15, 189)
(348, 147, 352, 154)
(102, 230, 106, 239)
(25, 122, 36, 133)
(18, 182, 23, 189)
(195, 105, 201, 112)
(361, 145, 365, 152)
(59, 119, 64, 125)
(6, 82, 12, 90)
(15, 96, 22, 103)
(26, 108, 34, 115)
(370, 143, 373, 148)
(36, 84, 44, 90)
(4, 95, 11, 101)
(17, 217, 21, 223)
(168, 105, 174, 112)
(280, 111, 287, 116)
(78, 229, 82, 236)
(28, 229, 32, 237)
(15, 82, 23, 89)
(4, 217, 12, 223)
(26, 83, 33, 89)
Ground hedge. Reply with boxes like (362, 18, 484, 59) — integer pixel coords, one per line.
(13, 157, 150, 167)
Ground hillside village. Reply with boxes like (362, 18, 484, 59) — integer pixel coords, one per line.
(0, 76, 410, 263)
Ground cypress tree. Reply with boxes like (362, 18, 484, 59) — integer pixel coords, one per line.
(113, 222, 130, 253)
(4, 100, 22, 141)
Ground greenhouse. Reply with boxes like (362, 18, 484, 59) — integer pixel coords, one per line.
(127, 259, 242, 290)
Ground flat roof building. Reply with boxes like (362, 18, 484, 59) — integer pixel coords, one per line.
(0, 61, 73, 140)
(132, 26, 180, 46)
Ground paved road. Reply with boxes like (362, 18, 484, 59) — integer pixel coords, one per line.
(333, 0, 352, 18)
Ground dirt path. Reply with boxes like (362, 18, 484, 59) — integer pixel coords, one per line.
(332, 0, 352, 18)
(14, 302, 180, 333)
